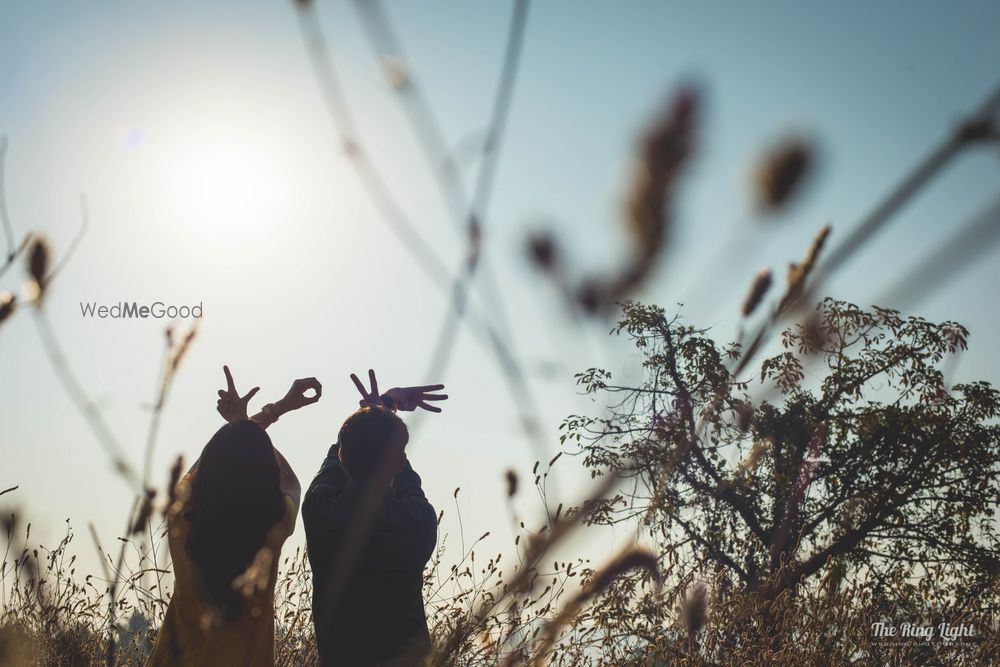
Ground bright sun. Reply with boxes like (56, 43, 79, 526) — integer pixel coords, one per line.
(158, 129, 285, 239)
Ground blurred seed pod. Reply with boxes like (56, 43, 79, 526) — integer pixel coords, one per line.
(801, 312, 828, 353)
(568, 84, 700, 316)
(734, 400, 755, 433)
(754, 135, 815, 212)
(129, 488, 156, 535)
(741, 269, 773, 317)
(738, 438, 771, 472)
(170, 322, 199, 371)
(618, 85, 699, 291)
(233, 545, 275, 598)
(504, 469, 519, 498)
(0, 291, 15, 326)
(575, 278, 607, 315)
(526, 231, 559, 271)
(779, 224, 832, 312)
(164, 455, 185, 520)
(679, 578, 710, 635)
(27, 236, 50, 300)
(382, 56, 410, 90)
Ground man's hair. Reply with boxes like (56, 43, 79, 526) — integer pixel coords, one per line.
(338, 407, 409, 480)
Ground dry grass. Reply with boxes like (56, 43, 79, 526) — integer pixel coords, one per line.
(3, 502, 997, 666)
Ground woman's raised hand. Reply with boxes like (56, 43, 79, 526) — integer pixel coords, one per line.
(216, 365, 260, 422)
(281, 377, 323, 411)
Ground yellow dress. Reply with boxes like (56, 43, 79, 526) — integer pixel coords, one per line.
(146, 481, 297, 667)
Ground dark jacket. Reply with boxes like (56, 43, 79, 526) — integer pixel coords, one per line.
(302, 444, 437, 666)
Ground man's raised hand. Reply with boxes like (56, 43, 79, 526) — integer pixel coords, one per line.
(350, 369, 448, 413)
(351, 369, 382, 409)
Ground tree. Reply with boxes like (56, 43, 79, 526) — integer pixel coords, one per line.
(565, 297, 1000, 613)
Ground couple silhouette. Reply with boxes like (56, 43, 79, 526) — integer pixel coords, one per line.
(145, 367, 447, 667)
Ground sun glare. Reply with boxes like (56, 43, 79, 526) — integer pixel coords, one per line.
(158, 130, 286, 239)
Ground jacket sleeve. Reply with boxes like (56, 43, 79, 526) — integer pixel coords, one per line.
(392, 459, 438, 566)
(392, 458, 426, 500)
(302, 444, 349, 529)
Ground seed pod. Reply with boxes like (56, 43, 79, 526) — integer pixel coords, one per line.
(164, 455, 185, 520)
(741, 269, 773, 317)
(129, 488, 156, 535)
(526, 231, 558, 271)
(734, 400, 755, 433)
(382, 56, 409, 90)
(27, 237, 50, 296)
(170, 323, 199, 371)
(504, 469, 518, 497)
(619, 85, 700, 295)
(754, 136, 814, 212)
(679, 578, 710, 635)
(0, 292, 15, 326)
(779, 224, 832, 312)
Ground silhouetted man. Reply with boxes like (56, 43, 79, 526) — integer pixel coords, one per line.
(303, 370, 447, 666)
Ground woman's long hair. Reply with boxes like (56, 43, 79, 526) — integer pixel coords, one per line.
(185, 420, 286, 621)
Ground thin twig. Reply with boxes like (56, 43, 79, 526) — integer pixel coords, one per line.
(0, 134, 32, 283)
(296, 6, 453, 292)
(418, 0, 531, 376)
(0, 135, 15, 259)
(32, 309, 141, 492)
(296, 2, 550, 459)
(877, 193, 1000, 311)
(46, 194, 90, 283)
(812, 82, 1000, 291)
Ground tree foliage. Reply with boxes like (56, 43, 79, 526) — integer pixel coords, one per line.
(566, 298, 1000, 609)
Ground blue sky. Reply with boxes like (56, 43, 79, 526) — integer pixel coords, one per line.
(2, 1, 1000, 582)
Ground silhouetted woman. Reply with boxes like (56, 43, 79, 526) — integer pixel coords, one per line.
(147, 366, 321, 666)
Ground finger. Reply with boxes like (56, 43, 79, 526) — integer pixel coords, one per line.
(415, 384, 445, 392)
(223, 365, 235, 392)
(243, 386, 260, 402)
(218, 390, 227, 398)
(350, 373, 370, 399)
(304, 393, 320, 405)
(421, 393, 448, 401)
(368, 369, 379, 399)
(297, 377, 322, 394)
(417, 401, 442, 413)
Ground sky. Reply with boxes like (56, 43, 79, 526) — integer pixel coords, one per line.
(2, 0, 1000, 590)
